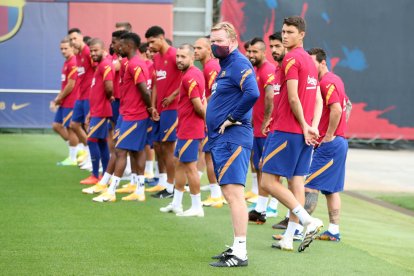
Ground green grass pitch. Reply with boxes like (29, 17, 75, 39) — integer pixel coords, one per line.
(1, 134, 413, 275)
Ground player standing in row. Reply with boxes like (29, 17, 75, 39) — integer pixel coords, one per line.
(160, 44, 206, 216)
(260, 16, 323, 252)
(85, 39, 113, 185)
(145, 26, 181, 199)
(246, 37, 279, 224)
(68, 28, 94, 178)
(93, 33, 156, 203)
(207, 22, 259, 267)
(53, 37, 79, 166)
(193, 37, 224, 208)
(304, 47, 350, 242)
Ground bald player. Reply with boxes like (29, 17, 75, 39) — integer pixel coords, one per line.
(194, 37, 224, 208)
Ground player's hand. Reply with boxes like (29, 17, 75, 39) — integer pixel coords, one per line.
(321, 134, 335, 143)
(148, 107, 160, 121)
(110, 96, 115, 102)
(303, 124, 319, 146)
(162, 94, 175, 107)
(218, 119, 242, 134)
(261, 118, 273, 136)
(258, 159, 263, 170)
(54, 96, 62, 105)
(85, 115, 91, 125)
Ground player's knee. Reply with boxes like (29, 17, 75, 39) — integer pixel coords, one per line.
(52, 123, 61, 132)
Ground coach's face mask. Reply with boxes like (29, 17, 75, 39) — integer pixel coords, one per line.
(211, 44, 230, 59)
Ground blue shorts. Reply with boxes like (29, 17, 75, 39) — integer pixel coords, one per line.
(113, 115, 123, 141)
(116, 118, 149, 151)
(109, 99, 120, 129)
(252, 137, 266, 170)
(153, 110, 177, 142)
(54, 107, 73, 128)
(305, 136, 348, 195)
(146, 120, 154, 147)
(174, 139, 201, 163)
(87, 117, 109, 139)
(210, 142, 251, 186)
(72, 99, 90, 123)
(262, 131, 313, 179)
(201, 132, 209, 153)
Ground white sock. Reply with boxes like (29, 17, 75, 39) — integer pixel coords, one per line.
(232, 237, 247, 260)
(285, 221, 300, 240)
(210, 183, 221, 198)
(190, 193, 202, 210)
(108, 176, 121, 195)
(130, 173, 138, 185)
(251, 173, 258, 195)
(292, 205, 312, 226)
(328, 223, 339, 234)
(154, 161, 159, 177)
(158, 173, 167, 188)
(285, 210, 290, 218)
(198, 170, 204, 179)
(77, 143, 84, 152)
(166, 181, 174, 193)
(255, 196, 268, 213)
(135, 175, 145, 195)
(297, 224, 304, 234)
(145, 161, 154, 175)
(268, 197, 279, 210)
(99, 172, 112, 185)
(69, 146, 77, 162)
(172, 189, 184, 207)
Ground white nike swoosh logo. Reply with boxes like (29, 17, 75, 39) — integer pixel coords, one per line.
(241, 69, 247, 74)
(12, 103, 30, 111)
(286, 57, 294, 62)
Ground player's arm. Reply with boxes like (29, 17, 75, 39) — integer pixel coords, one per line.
(312, 86, 323, 129)
(162, 88, 180, 107)
(261, 84, 274, 135)
(136, 82, 151, 108)
(323, 102, 342, 143)
(104, 80, 113, 99)
(55, 79, 75, 105)
(287, 79, 307, 128)
(346, 99, 352, 122)
(191, 97, 205, 119)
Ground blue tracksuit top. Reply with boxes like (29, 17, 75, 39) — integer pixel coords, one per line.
(206, 49, 259, 150)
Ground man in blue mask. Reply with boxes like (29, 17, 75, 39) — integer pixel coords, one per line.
(206, 22, 259, 268)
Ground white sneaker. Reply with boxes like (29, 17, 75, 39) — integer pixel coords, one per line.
(299, 218, 323, 252)
(176, 208, 204, 217)
(272, 237, 293, 251)
(160, 203, 183, 214)
(80, 161, 92, 171)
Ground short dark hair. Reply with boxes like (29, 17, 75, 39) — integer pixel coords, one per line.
(61, 37, 70, 44)
(243, 40, 251, 50)
(178, 43, 194, 53)
(283, 16, 306, 32)
(307, 48, 327, 63)
(68, 28, 81, 35)
(250, 37, 265, 50)
(138, 43, 148, 54)
(120, 32, 141, 48)
(83, 36, 91, 45)
(268, 32, 282, 42)
(166, 38, 172, 46)
(145, 26, 165, 38)
(112, 30, 128, 39)
(115, 22, 132, 31)
(89, 38, 104, 48)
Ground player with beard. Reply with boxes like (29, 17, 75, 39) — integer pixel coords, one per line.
(193, 37, 225, 208)
(160, 44, 206, 216)
(245, 37, 280, 224)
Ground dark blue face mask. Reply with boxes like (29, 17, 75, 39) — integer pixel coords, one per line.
(211, 44, 230, 59)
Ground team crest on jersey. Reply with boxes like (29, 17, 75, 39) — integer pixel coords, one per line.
(0, 0, 25, 43)
(164, 60, 168, 65)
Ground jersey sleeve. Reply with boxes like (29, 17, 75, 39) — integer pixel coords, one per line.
(207, 68, 219, 91)
(184, 78, 202, 99)
(102, 63, 113, 81)
(131, 63, 146, 85)
(323, 83, 340, 106)
(230, 61, 260, 121)
(283, 53, 299, 81)
(67, 62, 78, 81)
(262, 66, 276, 89)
